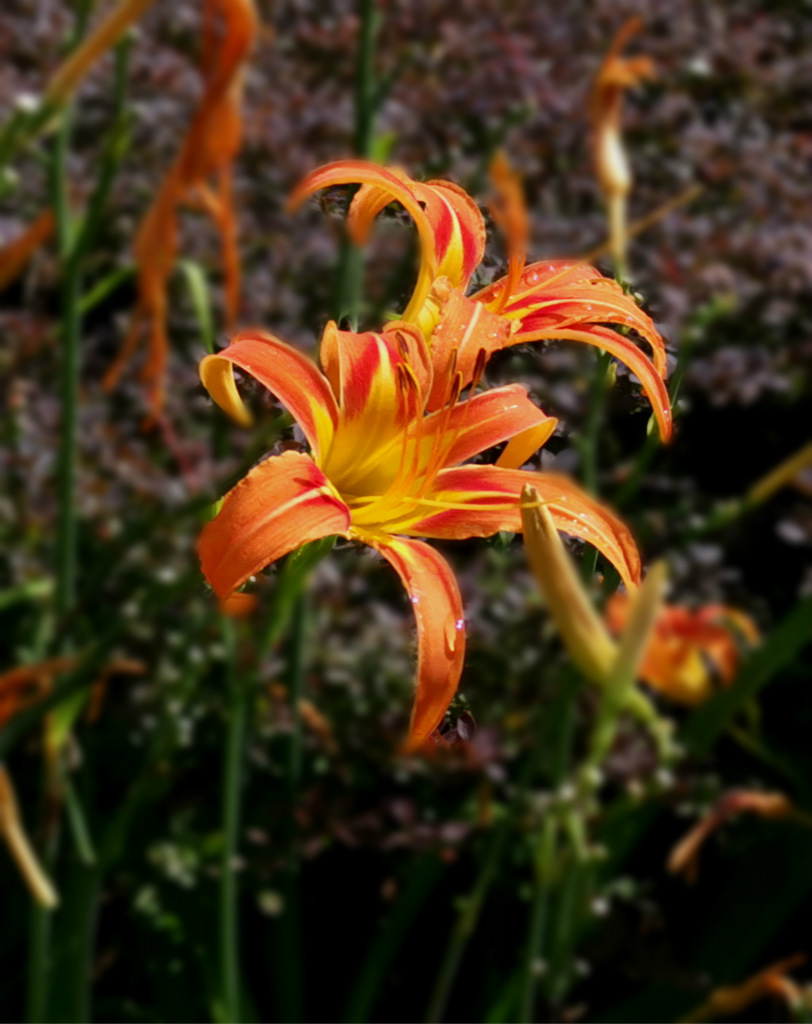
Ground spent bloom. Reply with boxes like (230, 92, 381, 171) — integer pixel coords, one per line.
(680, 955, 808, 1024)
(198, 322, 642, 751)
(590, 18, 656, 268)
(290, 158, 673, 442)
(668, 790, 809, 883)
(104, 0, 258, 412)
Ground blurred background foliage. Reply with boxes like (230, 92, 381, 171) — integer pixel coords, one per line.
(0, 1, 810, 1021)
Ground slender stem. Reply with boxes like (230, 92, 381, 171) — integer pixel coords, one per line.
(53, 116, 80, 619)
(63, 774, 96, 866)
(25, 61, 83, 1024)
(425, 818, 510, 1023)
(274, 589, 308, 1023)
(26, 796, 60, 1023)
(334, 0, 378, 330)
(519, 818, 556, 1023)
(518, 672, 579, 1022)
(286, 591, 307, 797)
(344, 854, 445, 1024)
(425, 718, 552, 1024)
(579, 350, 613, 583)
(354, 0, 376, 159)
(220, 618, 244, 1023)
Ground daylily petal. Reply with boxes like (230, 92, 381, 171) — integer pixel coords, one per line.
(439, 384, 557, 467)
(349, 173, 485, 289)
(496, 420, 559, 470)
(417, 178, 486, 289)
(291, 161, 486, 327)
(289, 161, 441, 323)
(472, 259, 671, 437)
(426, 280, 513, 410)
(408, 465, 641, 590)
(359, 532, 465, 752)
(200, 329, 339, 459)
(319, 322, 436, 491)
(198, 450, 350, 599)
(476, 259, 667, 374)
(320, 320, 432, 418)
(515, 323, 672, 442)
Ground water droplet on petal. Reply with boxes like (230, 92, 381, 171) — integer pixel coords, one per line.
(411, 595, 420, 605)
(444, 614, 465, 654)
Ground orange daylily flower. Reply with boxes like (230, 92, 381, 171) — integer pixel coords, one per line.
(680, 955, 808, 1023)
(591, 18, 656, 268)
(290, 160, 672, 442)
(198, 322, 642, 751)
(605, 596, 759, 704)
(104, 0, 258, 412)
(669, 790, 809, 883)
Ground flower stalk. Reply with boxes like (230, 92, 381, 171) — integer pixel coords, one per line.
(220, 617, 244, 1023)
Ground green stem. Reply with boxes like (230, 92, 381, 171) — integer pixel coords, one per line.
(273, 589, 308, 1023)
(63, 774, 97, 866)
(354, 0, 376, 159)
(53, 111, 80, 620)
(334, 0, 378, 330)
(286, 591, 307, 797)
(579, 350, 613, 584)
(25, 816, 59, 1023)
(25, 61, 82, 1024)
(344, 854, 446, 1024)
(424, 819, 509, 1024)
(518, 673, 579, 1021)
(220, 618, 244, 1024)
(519, 818, 557, 1023)
(425, 714, 554, 1024)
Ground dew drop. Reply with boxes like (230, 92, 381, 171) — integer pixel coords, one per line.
(444, 614, 465, 654)
(411, 595, 420, 605)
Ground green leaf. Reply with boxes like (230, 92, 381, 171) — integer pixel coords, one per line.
(178, 258, 215, 354)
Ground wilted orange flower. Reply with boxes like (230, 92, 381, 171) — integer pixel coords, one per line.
(0, 655, 144, 728)
(591, 18, 656, 268)
(680, 954, 807, 1023)
(0, 210, 55, 292)
(0, 655, 76, 726)
(605, 596, 759, 704)
(104, 0, 258, 412)
(290, 160, 673, 443)
(198, 322, 641, 751)
(668, 790, 808, 883)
